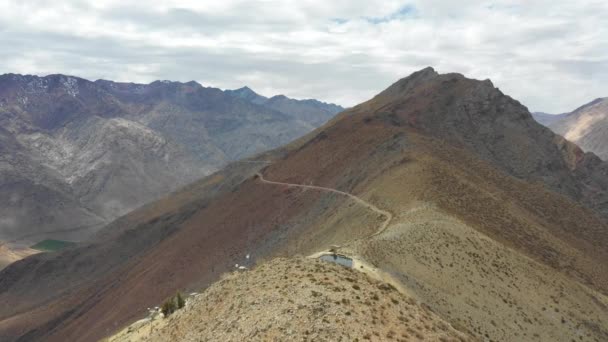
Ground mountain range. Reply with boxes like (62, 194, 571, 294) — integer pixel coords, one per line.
(0, 68, 606, 341)
(0, 73, 342, 245)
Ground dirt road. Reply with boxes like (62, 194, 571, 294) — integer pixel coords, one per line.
(255, 172, 392, 236)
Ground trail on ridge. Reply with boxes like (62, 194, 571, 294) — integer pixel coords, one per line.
(255, 172, 392, 237)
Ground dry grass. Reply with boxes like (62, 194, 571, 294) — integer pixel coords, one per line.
(344, 133, 608, 342)
(107, 258, 473, 342)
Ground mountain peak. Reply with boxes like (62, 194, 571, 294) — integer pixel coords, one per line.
(268, 94, 289, 101)
(376, 68, 500, 104)
(366, 68, 504, 126)
(237, 85, 254, 92)
(417, 66, 437, 75)
(375, 67, 440, 100)
(225, 86, 268, 104)
(232, 86, 259, 96)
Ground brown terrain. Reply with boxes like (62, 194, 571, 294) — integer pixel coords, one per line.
(0, 68, 607, 341)
(105, 258, 473, 342)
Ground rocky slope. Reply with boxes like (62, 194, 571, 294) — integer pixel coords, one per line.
(0, 68, 607, 342)
(106, 258, 473, 342)
(0, 125, 106, 242)
(548, 97, 608, 160)
(0, 74, 338, 244)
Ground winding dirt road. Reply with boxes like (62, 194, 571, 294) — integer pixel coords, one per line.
(254, 171, 408, 294)
(255, 172, 392, 237)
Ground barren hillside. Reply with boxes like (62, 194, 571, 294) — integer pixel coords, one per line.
(107, 258, 473, 342)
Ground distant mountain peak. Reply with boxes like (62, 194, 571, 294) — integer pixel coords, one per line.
(225, 86, 268, 104)
(268, 94, 288, 101)
(225, 88, 344, 126)
(236, 85, 254, 92)
(231, 85, 259, 95)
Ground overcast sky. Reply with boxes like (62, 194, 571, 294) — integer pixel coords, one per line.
(0, 1, 606, 113)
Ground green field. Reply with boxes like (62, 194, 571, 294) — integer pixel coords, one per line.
(31, 239, 76, 252)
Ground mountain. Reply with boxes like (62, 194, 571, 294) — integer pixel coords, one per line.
(225, 86, 344, 127)
(532, 111, 567, 126)
(1, 68, 607, 342)
(0, 74, 336, 244)
(548, 98, 608, 160)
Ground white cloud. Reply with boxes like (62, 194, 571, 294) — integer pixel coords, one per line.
(0, 0, 606, 112)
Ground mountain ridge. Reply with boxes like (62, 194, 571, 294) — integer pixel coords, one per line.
(224, 85, 344, 127)
(106, 258, 474, 342)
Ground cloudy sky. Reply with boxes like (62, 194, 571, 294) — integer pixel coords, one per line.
(0, 0, 606, 113)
